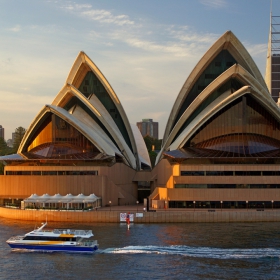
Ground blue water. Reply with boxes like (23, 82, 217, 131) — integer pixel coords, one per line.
(1, 218, 280, 279)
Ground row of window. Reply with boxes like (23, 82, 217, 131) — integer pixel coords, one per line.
(168, 201, 279, 209)
(175, 184, 280, 189)
(5, 171, 98, 176)
(181, 171, 280, 176)
(23, 236, 77, 241)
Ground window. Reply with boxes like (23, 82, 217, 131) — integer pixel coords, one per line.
(42, 171, 57, 175)
(181, 171, 204, 176)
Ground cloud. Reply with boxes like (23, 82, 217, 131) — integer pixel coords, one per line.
(60, 1, 134, 26)
(199, 0, 228, 9)
(7, 25, 21, 32)
(53, 0, 219, 58)
(82, 10, 134, 26)
(167, 26, 219, 44)
(1, 0, 269, 139)
(245, 43, 267, 56)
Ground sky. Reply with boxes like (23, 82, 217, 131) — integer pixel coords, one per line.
(0, 0, 279, 140)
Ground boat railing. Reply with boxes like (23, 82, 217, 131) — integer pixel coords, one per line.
(7, 235, 24, 241)
(53, 229, 93, 236)
(77, 240, 98, 247)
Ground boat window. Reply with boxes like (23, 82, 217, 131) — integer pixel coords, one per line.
(23, 236, 77, 241)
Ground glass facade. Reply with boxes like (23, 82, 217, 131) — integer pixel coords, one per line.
(169, 200, 280, 209)
(63, 96, 119, 149)
(186, 95, 280, 155)
(172, 50, 237, 129)
(175, 184, 280, 189)
(78, 71, 133, 151)
(181, 171, 280, 176)
(6, 170, 98, 175)
(173, 78, 244, 144)
(26, 114, 99, 159)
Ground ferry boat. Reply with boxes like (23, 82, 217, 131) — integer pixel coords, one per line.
(6, 221, 98, 253)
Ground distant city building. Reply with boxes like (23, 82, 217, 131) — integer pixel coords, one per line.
(137, 119, 159, 139)
(265, 11, 280, 104)
(0, 125, 4, 140)
(6, 139, 13, 148)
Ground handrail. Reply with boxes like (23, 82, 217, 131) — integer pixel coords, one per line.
(53, 229, 93, 236)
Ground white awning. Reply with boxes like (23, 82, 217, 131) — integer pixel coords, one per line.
(24, 193, 101, 204)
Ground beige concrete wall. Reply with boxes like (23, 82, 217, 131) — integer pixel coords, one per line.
(151, 159, 173, 187)
(1, 207, 280, 223)
(0, 163, 139, 206)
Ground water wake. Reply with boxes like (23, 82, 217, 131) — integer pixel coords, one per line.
(101, 245, 280, 259)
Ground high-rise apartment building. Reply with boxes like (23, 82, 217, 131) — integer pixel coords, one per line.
(0, 125, 4, 140)
(265, 11, 280, 104)
(137, 119, 158, 139)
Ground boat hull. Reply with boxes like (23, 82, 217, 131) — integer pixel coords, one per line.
(7, 243, 98, 253)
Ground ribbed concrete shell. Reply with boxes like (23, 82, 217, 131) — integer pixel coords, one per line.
(63, 51, 140, 169)
(157, 31, 276, 164)
(18, 51, 148, 170)
(51, 84, 136, 168)
(162, 31, 269, 147)
(156, 64, 280, 163)
(18, 104, 121, 159)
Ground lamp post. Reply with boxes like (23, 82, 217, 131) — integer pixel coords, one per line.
(220, 201, 223, 211)
(193, 201, 196, 211)
(136, 200, 139, 212)
(109, 200, 111, 211)
(246, 200, 248, 211)
(165, 200, 167, 210)
(272, 200, 274, 210)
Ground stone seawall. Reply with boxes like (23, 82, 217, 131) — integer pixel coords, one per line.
(1, 208, 280, 223)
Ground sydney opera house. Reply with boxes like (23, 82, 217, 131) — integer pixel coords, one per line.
(1, 30, 280, 210)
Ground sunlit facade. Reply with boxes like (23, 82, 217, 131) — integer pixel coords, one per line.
(1, 30, 280, 213)
(151, 31, 280, 210)
(0, 52, 151, 208)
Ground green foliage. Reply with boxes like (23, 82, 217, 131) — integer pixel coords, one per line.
(144, 136, 162, 152)
(0, 162, 4, 175)
(12, 126, 26, 153)
(0, 137, 7, 156)
(149, 150, 158, 168)
(143, 136, 162, 167)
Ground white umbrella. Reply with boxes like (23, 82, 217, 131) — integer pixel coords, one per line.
(60, 193, 75, 203)
(84, 194, 100, 202)
(71, 193, 88, 203)
(60, 193, 75, 209)
(24, 194, 40, 203)
(46, 193, 63, 203)
(37, 193, 51, 202)
(84, 194, 101, 208)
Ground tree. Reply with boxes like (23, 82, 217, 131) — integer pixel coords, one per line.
(0, 137, 8, 156)
(0, 161, 4, 175)
(143, 136, 162, 167)
(13, 126, 26, 153)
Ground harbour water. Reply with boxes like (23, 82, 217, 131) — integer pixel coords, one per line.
(1, 217, 280, 279)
